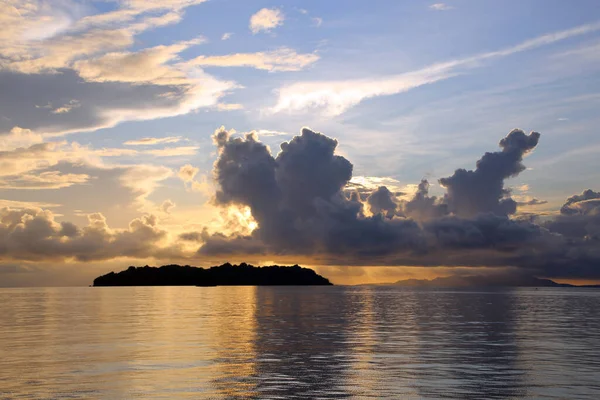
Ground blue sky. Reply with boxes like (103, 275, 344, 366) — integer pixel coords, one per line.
(1, 0, 600, 285)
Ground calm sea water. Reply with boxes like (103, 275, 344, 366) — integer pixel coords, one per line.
(1, 286, 599, 399)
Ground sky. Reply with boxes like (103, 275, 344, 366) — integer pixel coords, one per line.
(1, 0, 600, 286)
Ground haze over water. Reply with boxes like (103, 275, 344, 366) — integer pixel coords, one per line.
(1, 286, 599, 399)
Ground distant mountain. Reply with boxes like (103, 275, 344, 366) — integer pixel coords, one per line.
(93, 263, 332, 287)
(379, 275, 600, 288)
(391, 275, 571, 288)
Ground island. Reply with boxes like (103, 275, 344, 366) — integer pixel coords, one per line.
(92, 262, 332, 286)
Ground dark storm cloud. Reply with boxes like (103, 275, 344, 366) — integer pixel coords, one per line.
(0, 69, 202, 135)
(560, 189, 600, 215)
(366, 186, 398, 218)
(545, 189, 600, 240)
(402, 179, 447, 221)
(439, 129, 540, 218)
(201, 126, 600, 279)
(204, 127, 424, 256)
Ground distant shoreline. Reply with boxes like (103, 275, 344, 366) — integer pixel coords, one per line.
(362, 275, 600, 288)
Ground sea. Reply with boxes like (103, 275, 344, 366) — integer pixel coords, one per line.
(1, 286, 599, 399)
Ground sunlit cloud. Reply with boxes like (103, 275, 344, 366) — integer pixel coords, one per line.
(178, 164, 199, 182)
(270, 21, 600, 116)
(184, 48, 319, 72)
(216, 103, 244, 111)
(249, 8, 284, 34)
(144, 146, 199, 157)
(124, 137, 183, 146)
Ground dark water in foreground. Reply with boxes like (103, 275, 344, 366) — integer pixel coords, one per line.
(1, 286, 599, 399)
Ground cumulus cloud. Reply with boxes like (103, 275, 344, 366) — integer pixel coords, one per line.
(0, 207, 178, 262)
(178, 164, 199, 182)
(403, 179, 447, 221)
(560, 189, 600, 215)
(185, 48, 319, 72)
(544, 189, 600, 241)
(439, 129, 540, 218)
(249, 8, 284, 34)
(366, 186, 398, 218)
(197, 126, 600, 279)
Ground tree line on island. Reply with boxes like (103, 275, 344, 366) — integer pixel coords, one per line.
(92, 263, 332, 286)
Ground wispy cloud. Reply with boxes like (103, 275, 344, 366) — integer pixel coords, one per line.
(221, 32, 233, 40)
(429, 3, 453, 11)
(144, 146, 199, 157)
(51, 100, 80, 114)
(270, 21, 600, 116)
(185, 48, 319, 72)
(217, 103, 244, 111)
(124, 137, 183, 146)
(249, 8, 284, 34)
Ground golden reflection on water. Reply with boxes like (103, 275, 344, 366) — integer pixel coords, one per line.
(1, 286, 600, 399)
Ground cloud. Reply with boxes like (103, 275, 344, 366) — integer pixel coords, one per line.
(73, 38, 205, 85)
(0, 126, 598, 279)
(160, 199, 176, 214)
(250, 8, 284, 34)
(254, 129, 292, 137)
(178, 164, 199, 182)
(560, 189, 600, 215)
(429, 3, 453, 11)
(144, 146, 199, 157)
(270, 21, 600, 115)
(439, 129, 540, 218)
(119, 164, 173, 208)
(0, 2, 235, 137)
(0, 68, 235, 137)
(366, 186, 398, 218)
(198, 126, 600, 279)
(403, 179, 447, 221)
(51, 100, 80, 114)
(0, 127, 44, 151)
(517, 198, 548, 207)
(270, 64, 456, 116)
(0, 207, 178, 262)
(221, 32, 233, 40)
(216, 103, 244, 111)
(0, 171, 90, 190)
(185, 48, 319, 72)
(124, 136, 183, 146)
(312, 17, 323, 27)
(0, 199, 61, 209)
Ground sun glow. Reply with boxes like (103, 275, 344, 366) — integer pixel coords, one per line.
(210, 205, 258, 236)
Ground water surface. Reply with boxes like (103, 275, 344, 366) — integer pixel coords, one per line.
(1, 286, 599, 399)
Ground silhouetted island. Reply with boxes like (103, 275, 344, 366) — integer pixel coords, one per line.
(92, 263, 332, 286)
